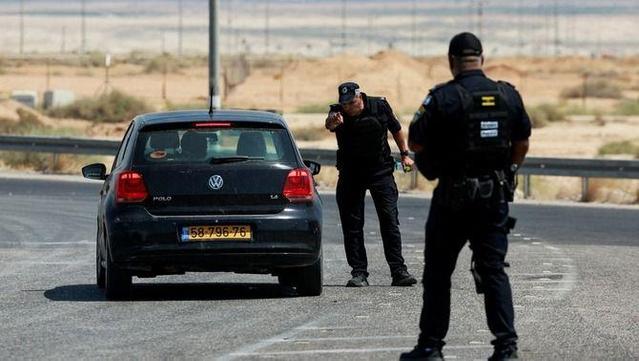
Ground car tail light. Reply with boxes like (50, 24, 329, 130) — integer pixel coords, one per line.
(194, 122, 231, 127)
(283, 168, 313, 202)
(116, 171, 148, 203)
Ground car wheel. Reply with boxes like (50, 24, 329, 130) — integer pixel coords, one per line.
(96, 234, 105, 289)
(104, 241, 132, 300)
(295, 254, 323, 297)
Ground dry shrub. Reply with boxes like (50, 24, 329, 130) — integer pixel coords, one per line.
(527, 103, 566, 128)
(47, 90, 152, 123)
(0, 152, 109, 174)
(615, 99, 639, 115)
(0, 151, 51, 172)
(586, 179, 639, 204)
(143, 54, 185, 74)
(0, 109, 45, 135)
(560, 79, 623, 99)
(598, 140, 639, 158)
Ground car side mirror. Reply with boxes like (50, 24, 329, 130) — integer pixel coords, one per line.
(304, 160, 321, 175)
(82, 163, 107, 180)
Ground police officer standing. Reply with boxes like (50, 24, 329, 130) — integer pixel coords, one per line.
(325, 82, 417, 287)
(400, 33, 531, 361)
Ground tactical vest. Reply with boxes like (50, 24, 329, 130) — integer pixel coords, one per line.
(336, 97, 391, 170)
(454, 82, 513, 174)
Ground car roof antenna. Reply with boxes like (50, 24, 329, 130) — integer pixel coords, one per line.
(208, 87, 214, 116)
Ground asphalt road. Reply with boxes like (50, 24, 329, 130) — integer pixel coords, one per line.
(0, 174, 637, 360)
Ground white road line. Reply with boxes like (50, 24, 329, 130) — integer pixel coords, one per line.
(510, 273, 571, 277)
(297, 326, 357, 330)
(16, 240, 93, 246)
(230, 345, 493, 357)
(512, 280, 572, 284)
(280, 335, 416, 342)
(216, 318, 324, 361)
(9, 261, 91, 265)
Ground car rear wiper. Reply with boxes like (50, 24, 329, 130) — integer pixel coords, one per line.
(209, 156, 264, 164)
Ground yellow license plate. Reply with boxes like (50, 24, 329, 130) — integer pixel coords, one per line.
(181, 225, 252, 241)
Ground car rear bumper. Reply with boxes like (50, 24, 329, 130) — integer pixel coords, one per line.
(105, 204, 322, 275)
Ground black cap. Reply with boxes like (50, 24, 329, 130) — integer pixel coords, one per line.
(338, 82, 360, 104)
(448, 32, 483, 57)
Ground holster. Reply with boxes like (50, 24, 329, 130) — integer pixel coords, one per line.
(496, 170, 516, 202)
(440, 176, 496, 211)
(470, 259, 484, 294)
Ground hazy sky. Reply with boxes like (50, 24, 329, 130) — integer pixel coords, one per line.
(1, 0, 638, 56)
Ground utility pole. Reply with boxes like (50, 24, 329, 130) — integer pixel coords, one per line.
(209, 0, 221, 111)
(19, 0, 24, 55)
(81, 0, 86, 53)
(178, 0, 183, 57)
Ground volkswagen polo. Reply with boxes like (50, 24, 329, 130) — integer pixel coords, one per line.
(82, 110, 322, 299)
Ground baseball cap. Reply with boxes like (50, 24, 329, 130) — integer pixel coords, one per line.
(448, 32, 483, 57)
(338, 82, 360, 104)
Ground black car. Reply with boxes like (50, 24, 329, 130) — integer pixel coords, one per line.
(82, 109, 323, 299)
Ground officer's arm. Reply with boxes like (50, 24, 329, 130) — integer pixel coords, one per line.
(325, 104, 344, 132)
(408, 94, 437, 153)
(381, 99, 412, 156)
(391, 130, 411, 155)
(511, 139, 529, 166)
(509, 89, 532, 167)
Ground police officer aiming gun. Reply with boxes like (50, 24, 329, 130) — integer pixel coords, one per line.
(325, 82, 417, 287)
(400, 33, 531, 361)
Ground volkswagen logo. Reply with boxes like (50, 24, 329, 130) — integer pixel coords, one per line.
(208, 175, 224, 190)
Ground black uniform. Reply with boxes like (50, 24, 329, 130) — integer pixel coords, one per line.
(330, 93, 409, 278)
(408, 70, 531, 352)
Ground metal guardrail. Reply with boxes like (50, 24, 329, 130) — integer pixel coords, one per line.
(1, 134, 638, 201)
(0, 135, 120, 156)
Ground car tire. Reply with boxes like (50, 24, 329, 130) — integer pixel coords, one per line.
(104, 242, 132, 300)
(96, 235, 105, 289)
(295, 254, 323, 297)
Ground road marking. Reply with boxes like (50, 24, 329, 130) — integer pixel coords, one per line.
(9, 261, 91, 265)
(280, 335, 416, 342)
(511, 273, 571, 277)
(216, 319, 324, 361)
(229, 345, 493, 357)
(297, 326, 356, 330)
(16, 240, 93, 246)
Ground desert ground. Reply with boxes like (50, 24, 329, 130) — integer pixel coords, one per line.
(1, 52, 638, 202)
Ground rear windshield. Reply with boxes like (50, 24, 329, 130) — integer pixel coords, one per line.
(133, 127, 297, 165)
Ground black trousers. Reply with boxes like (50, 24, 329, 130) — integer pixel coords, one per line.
(336, 173, 408, 277)
(418, 188, 518, 349)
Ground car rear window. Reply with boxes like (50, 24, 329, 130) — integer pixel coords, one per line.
(133, 126, 297, 165)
